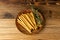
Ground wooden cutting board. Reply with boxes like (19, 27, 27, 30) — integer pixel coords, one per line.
(0, 2, 60, 40)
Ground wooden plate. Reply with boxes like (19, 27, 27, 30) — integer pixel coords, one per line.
(15, 9, 45, 35)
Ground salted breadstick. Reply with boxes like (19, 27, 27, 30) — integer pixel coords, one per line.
(19, 15, 34, 30)
(27, 12, 37, 29)
(17, 19, 31, 33)
(22, 14, 35, 28)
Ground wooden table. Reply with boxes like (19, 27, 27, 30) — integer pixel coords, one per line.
(0, 19, 60, 40)
(0, 2, 60, 40)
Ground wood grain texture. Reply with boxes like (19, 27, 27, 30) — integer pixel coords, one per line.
(0, 2, 60, 19)
(0, 19, 60, 40)
(0, 2, 27, 19)
(0, 2, 60, 40)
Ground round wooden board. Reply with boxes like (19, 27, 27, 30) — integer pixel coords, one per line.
(15, 9, 45, 35)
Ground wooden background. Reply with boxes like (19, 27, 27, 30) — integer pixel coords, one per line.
(0, 2, 60, 40)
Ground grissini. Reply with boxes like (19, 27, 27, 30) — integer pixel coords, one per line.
(30, 12, 37, 29)
(27, 12, 37, 29)
(19, 15, 34, 30)
(17, 19, 31, 33)
(22, 14, 35, 29)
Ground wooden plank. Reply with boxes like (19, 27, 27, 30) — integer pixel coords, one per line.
(46, 19, 60, 28)
(0, 33, 60, 39)
(0, 27, 60, 34)
(0, 3, 60, 19)
(0, 19, 15, 28)
(0, 19, 60, 34)
(0, 3, 27, 19)
(0, 19, 60, 28)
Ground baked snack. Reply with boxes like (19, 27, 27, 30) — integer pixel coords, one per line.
(16, 9, 44, 34)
